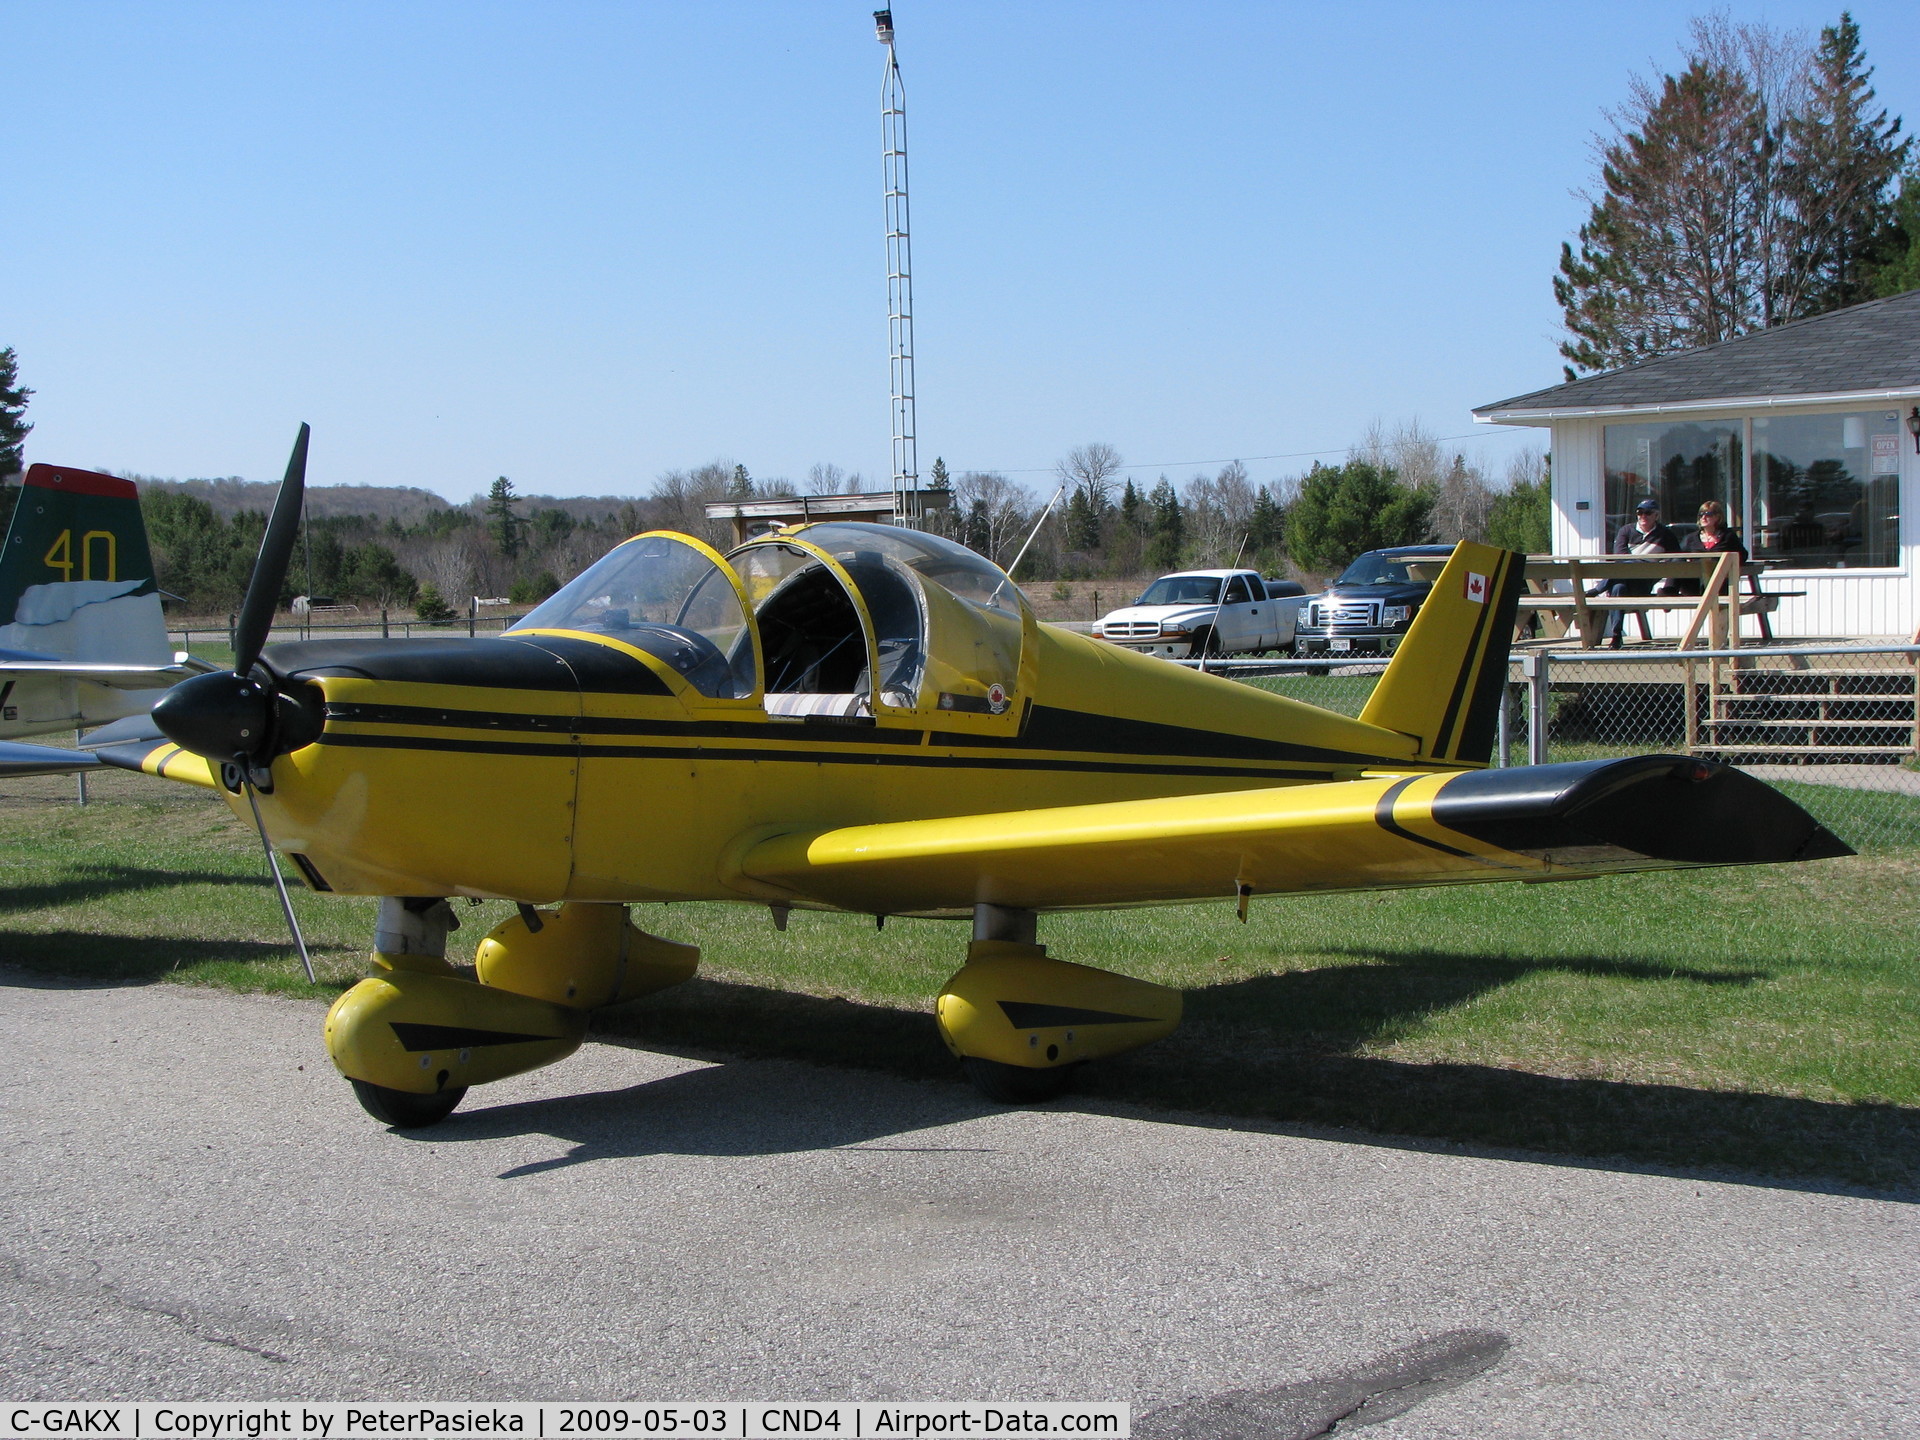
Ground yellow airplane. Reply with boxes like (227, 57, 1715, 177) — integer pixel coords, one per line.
(24, 429, 1849, 1126)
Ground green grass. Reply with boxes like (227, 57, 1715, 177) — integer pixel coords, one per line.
(3, 783, 1917, 1190)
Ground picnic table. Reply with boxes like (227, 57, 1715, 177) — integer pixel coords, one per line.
(1408, 553, 1797, 650)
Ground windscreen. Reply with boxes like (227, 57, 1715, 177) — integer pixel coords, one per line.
(511, 534, 755, 698)
(1136, 576, 1222, 606)
(1336, 556, 1414, 585)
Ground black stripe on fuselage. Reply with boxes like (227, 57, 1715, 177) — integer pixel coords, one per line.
(314, 730, 1351, 781)
(325, 701, 929, 746)
(322, 699, 1416, 771)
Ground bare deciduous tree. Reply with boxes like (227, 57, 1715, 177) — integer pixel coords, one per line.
(1181, 461, 1258, 566)
(954, 470, 1033, 568)
(1056, 443, 1124, 511)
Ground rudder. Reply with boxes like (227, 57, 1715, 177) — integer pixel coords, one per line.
(1358, 541, 1525, 765)
(0, 465, 166, 663)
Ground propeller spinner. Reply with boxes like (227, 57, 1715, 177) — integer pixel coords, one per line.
(152, 424, 323, 980)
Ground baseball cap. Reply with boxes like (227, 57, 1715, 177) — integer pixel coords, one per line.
(1634, 499, 1659, 512)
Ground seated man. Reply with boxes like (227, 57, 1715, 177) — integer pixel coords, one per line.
(1598, 498, 1679, 648)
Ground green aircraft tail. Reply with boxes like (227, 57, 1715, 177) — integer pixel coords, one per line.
(0, 464, 158, 627)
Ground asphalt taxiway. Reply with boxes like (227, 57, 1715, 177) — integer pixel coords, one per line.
(2, 975, 1913, 1437)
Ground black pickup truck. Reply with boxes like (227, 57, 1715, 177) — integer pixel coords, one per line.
(1293, 544, 1456, 660)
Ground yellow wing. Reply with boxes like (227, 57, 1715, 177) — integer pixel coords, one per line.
(730, 756, 1849, 915)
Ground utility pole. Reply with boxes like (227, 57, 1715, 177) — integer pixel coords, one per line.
(876, 9, 919, 525)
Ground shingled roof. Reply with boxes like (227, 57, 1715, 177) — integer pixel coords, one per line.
(1476, 288, 1920, 418)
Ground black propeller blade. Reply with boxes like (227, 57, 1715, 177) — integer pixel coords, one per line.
(150, 424, 320, 982)
(235, 421, 309, 676)
(154, 424, 318, 768)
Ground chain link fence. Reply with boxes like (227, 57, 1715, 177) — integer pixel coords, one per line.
(1205, 644, 1920, 856)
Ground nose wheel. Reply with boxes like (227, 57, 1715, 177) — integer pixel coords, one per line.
(349, 1079, 468, 1128)
(962, 1057, 1077, 1104)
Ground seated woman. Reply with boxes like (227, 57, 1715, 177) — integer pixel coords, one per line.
(1670, 500, 1747, 595)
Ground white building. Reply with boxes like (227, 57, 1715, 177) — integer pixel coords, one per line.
(1475, 290, 1920, 639)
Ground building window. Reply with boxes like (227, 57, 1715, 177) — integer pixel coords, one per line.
(1751, 411, 1901, 569)
(1604, 420, 1741, 545)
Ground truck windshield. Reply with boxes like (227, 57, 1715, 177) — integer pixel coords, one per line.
(1136, 576, 1222, 606)
(1336, 556, 1414, 585)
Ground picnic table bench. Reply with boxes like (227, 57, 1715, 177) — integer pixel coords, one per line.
(1408, 553, 1802, 650)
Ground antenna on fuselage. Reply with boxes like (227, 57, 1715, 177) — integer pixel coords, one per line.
(993, 484, 1067, 605)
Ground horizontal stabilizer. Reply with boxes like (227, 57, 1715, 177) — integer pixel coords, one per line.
(0, 740, 100, 777)
(732, 756, 1850, 914)
(0, 659, 203, 690)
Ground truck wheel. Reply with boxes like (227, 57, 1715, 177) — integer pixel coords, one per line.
(1192, 629, 1222, 659)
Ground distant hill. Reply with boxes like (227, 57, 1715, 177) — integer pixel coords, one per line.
(128, 475, 646, 526)
(129, 476, 455, 523)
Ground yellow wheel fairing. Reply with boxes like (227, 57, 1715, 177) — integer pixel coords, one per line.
(474, 903, 699, 1007)
(936, 944, 1182, 1068)
(325, 970, 585, 1094)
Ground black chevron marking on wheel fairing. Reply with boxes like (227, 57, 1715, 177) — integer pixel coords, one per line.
(389, 1022, 559, 1051)
(997, 1001, 1157, 1029)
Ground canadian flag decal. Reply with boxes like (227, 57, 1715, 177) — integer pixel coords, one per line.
(1464, 571, 1489, 604)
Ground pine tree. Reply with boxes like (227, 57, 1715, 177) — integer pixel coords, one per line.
(1556, 60, 1768, 376)
(1485, 470, 1553, 554)
(487, 476, 526, 561)
(1063, 490, 1097, 553)
(1247, 487, 1282, 558)
(1145, 478, 1184, 572)
(0, 347, 32, 482)
(1781, 13, 1909, 312)
(929, 456, 950, 492)
(728, 464, 754, 499)
(1871, 161, 1920, 294)
(1285, 462, 1434, 573)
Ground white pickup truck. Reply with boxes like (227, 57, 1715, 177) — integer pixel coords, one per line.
(1091, 568, 1308, 659)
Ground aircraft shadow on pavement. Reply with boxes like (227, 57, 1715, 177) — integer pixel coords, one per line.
(428, 1055, 997, 1178)
(549, 964, 1915, 1199)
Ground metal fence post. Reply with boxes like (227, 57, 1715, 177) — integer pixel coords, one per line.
(1522, 651, 1550, 766)
(74, 727, 87, 807)
(1494, 679, 1511, 767)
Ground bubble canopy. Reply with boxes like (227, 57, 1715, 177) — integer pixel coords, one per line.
(512, 524, 1025, 708)
(780, 523, 1023, 618)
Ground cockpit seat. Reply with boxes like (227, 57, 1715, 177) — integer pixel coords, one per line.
(763, 691, 872, 719)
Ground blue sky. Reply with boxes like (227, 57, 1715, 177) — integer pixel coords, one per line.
(8, 2, 1918, 502)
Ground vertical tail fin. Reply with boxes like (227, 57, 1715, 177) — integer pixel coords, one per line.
(0, 465, 166, 663)
(1358, 541, 1525, 765)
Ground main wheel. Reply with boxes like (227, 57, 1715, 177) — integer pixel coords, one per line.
(350, 1079, 468, 1128)
(962, 1057, 1076, 1105)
